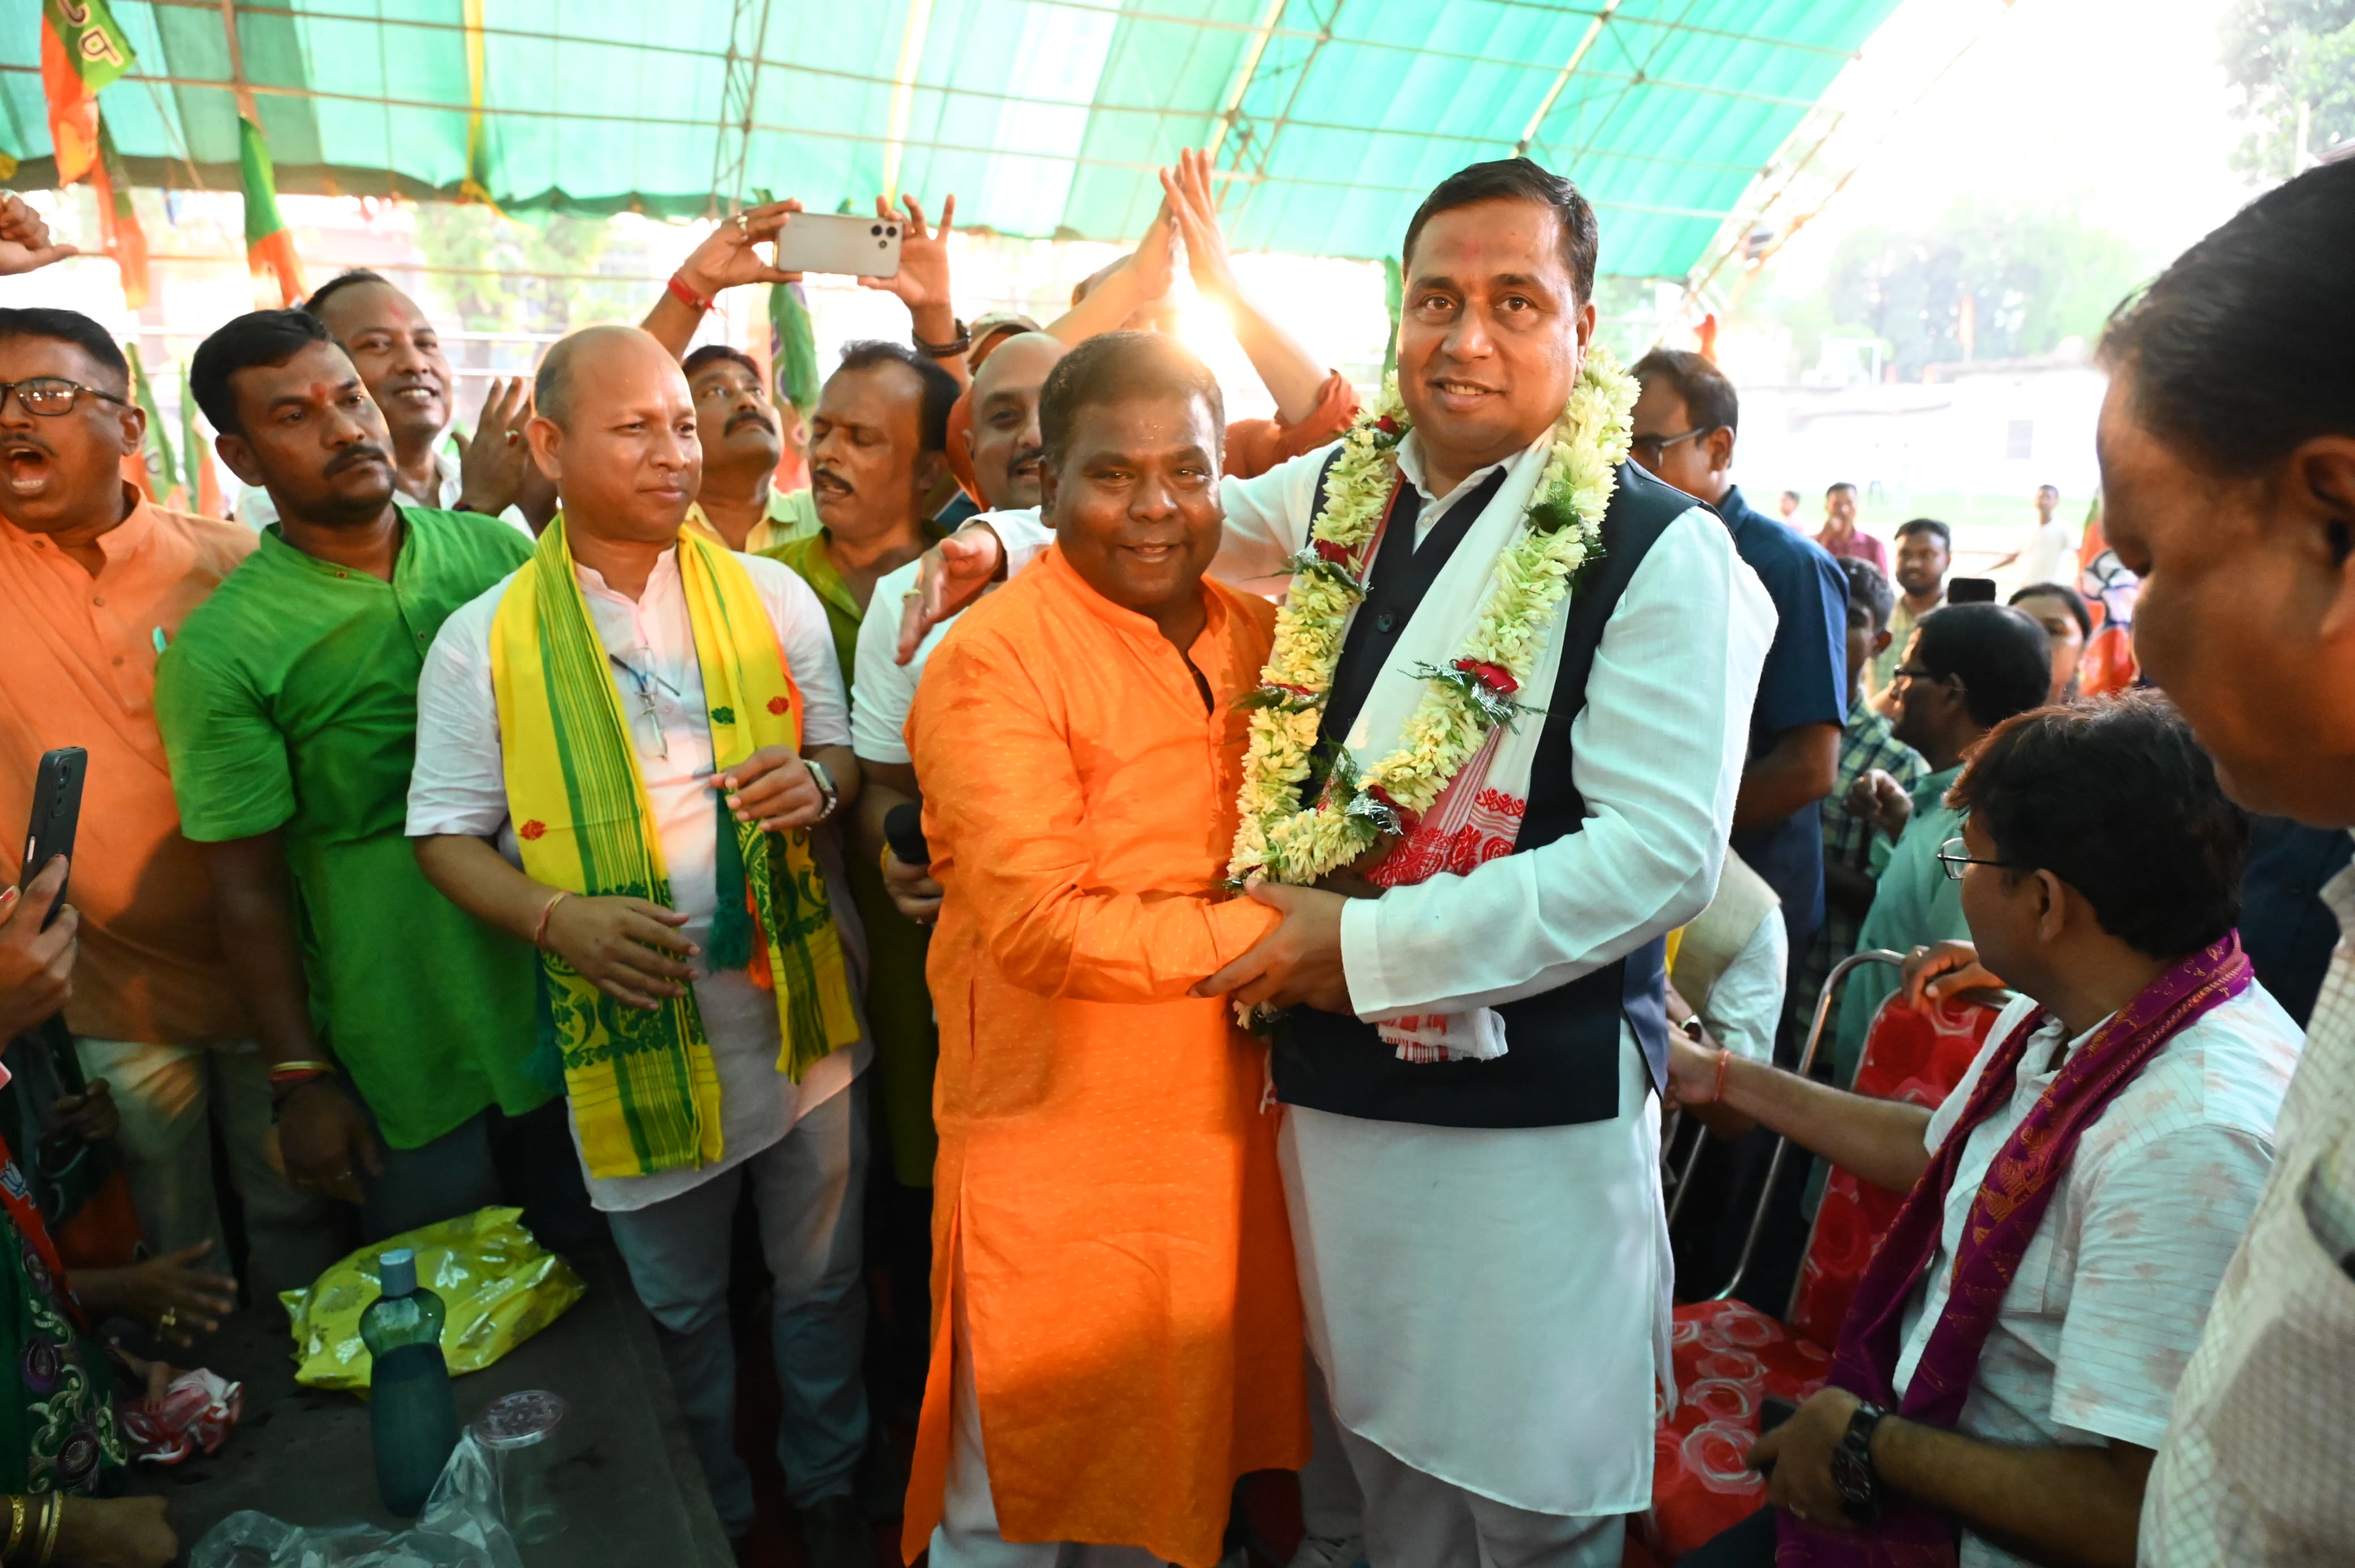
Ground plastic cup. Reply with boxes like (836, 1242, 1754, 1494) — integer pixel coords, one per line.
(472, 1389, 568, 1544)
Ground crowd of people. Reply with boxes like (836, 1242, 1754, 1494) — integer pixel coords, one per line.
(0, 140, 2349, 1568)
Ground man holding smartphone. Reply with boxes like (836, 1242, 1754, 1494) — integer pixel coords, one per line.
(0, 306, 345, 1307)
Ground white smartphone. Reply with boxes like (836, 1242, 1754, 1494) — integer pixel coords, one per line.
(772, 212, 905, 279)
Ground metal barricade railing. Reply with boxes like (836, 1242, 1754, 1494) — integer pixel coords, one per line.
(1701, 948, 1907, 1305)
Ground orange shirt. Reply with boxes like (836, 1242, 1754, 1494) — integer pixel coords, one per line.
(0, 491, 254, 1043)
(944, 368, 1361, 505)
(902, 545, 1304, 1567)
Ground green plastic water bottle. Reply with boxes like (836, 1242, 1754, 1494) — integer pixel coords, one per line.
(361, 1247, 460, 1516)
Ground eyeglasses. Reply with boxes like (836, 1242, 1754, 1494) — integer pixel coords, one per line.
(1628, 427, 1709, 467)
(1890, 665, 1964, 693)
(1935, 836, 2023, 882)
(0, 379, 132, 418)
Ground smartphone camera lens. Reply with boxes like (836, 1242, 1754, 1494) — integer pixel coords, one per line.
(871, 224, 884, 236)
(887, 225, 900, 238)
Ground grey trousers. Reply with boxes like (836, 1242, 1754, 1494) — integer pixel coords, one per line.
(605, 1076, 871, 1537)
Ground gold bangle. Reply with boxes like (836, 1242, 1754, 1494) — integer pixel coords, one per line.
(533, 889, 573, 952)
(5, 1493, 25, 1563)
(34, 1494, 59, 1567)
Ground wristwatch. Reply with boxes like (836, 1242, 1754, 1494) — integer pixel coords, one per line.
(1830, 1400, 1889, 1524)
(803, 757, 840, 823)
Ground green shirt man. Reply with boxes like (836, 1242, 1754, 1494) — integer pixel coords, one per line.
(157, 509, 551, 1154)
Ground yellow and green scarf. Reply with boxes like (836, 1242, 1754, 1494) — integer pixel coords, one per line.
(488, 517, 859, 1179)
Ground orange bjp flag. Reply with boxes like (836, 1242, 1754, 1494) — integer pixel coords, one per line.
(41, 0, 138, 187)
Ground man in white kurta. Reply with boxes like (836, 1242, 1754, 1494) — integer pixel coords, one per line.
(917, 161, 1773, 1567)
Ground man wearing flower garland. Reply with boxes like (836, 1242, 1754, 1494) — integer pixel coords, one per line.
(897, 158, 1775, 1568)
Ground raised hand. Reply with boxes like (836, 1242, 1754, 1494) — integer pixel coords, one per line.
(452, 376, 537, 517)
(0, 194, 77, 276)
(859, 193, 957, 316)
(678, 198, 806, 299)
(1160, 147, 1240, 306)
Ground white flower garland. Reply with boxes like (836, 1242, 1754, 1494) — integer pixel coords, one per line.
(1227, 346, 1638, 887)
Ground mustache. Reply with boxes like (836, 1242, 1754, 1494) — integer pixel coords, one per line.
(0, 434, 55, 460)
(324, 443, 392, 475)
(725, 407, 776, 435)
(1007, 443, 1044, 471)
(810, 462, 851, 492)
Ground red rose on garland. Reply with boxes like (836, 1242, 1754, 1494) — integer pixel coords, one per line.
(1374, 414, 1402, 436)
(1452, 658, 1519, 696)
(1313, 538, 1352, 565)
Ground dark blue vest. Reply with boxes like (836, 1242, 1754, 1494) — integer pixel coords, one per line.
(1270, 457, 1694, 1129)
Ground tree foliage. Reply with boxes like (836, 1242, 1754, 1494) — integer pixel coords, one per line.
(1812, 199, 2146, 379)
(2221, 0, 2355, 175)
(412, 203, 628, 337)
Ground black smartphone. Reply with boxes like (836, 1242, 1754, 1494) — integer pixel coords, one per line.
(19, 747, 86, 932)
(1948, 576, 1998, 605)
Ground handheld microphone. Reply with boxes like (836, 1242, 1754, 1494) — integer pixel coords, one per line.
(883, 802, 930, 869)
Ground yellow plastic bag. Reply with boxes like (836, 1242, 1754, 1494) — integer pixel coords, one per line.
(281, 1207, 585, 1393)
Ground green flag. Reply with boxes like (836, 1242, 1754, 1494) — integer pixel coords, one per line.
(123, 341, 178, 500)
(1381, 255, 1404, 381)
(769, 282, 821, 417)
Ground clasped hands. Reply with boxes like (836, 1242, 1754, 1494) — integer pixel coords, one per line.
(1189, 879, 1354, 1016)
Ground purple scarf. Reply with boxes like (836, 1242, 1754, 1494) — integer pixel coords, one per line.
(1777, 932, 2253, 1567)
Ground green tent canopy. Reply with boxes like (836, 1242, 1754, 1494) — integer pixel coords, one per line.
(3, 0, 1900, 277)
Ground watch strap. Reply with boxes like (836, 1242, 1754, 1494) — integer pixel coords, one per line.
(1832, 1401, 1888, 1524)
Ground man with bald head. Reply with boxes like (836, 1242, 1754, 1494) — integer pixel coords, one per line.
(158, 309, 564, 1250)
(408, 325, 876, 1567)
(234, 269, 537, 537)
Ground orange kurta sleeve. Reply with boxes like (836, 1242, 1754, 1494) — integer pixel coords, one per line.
(910, 626, 1277, 999)
(1223, 369, 1360, 479)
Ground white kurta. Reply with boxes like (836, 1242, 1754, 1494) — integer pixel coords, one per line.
(405, 546, 871, 1213)
(980, 436, 1775, 1514)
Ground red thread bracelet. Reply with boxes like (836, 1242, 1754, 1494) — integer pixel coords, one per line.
(666, 272, 713, 314)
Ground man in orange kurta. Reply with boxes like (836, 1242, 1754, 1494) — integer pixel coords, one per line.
(903, 331, 1307, 1568)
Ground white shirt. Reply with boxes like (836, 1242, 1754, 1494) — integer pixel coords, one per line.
(237, 448, 533, 539)
(851, 553, 959, 767)
(2142, 851, 2355, 1565)
(2018, 515, 2075, 588)
(405, 546, 866, 1212)
(1895, 987, 2300, 1568)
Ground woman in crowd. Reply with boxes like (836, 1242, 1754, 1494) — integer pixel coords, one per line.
(2007, 581, 2091, 702)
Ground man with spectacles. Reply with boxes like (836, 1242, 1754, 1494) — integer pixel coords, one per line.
(1632, 350, 1847, 965)
(1664, 695, 2300, 1568)
(1830, 603, 2052, 1087)
(0, 307, 349, 1309)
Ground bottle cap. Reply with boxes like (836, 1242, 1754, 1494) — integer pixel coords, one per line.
(377, 1247, 418, 1297)
(474, 1389, 568, 1450)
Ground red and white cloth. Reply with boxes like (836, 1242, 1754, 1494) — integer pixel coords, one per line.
(119, 1368, 242, 1464)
